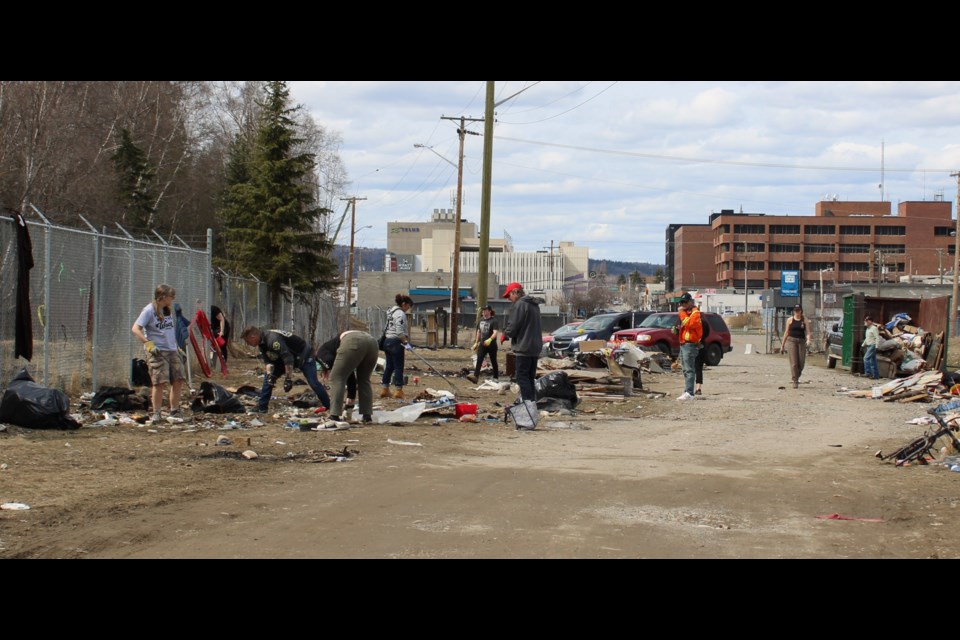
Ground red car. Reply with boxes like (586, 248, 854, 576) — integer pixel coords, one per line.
(610, 312, 732, 366)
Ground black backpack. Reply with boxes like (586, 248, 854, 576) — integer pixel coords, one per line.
(700, 314, 711, 343)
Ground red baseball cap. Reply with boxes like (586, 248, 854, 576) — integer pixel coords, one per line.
(502, 282, 523, 298)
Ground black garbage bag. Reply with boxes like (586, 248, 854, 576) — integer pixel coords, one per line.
(91, 386, 148, 411)
(0, 368, 81, 430)
(190, 381, 245, 414)
(131, 358, 152, 387)
(534, 370, 579, 405)
(536, 397, 577, 413)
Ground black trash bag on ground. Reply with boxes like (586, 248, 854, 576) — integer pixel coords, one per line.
(190, 381, 245, 414)
(534, 370, 579, 405)
(291, 391, 321, 408)
(91, 386, 148, 411)
(131, 358, 152, 387)
(0, 368, 81, 430)
(536, 397, 576, 413)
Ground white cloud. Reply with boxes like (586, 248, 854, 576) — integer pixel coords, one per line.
(288, 80, 960, 264)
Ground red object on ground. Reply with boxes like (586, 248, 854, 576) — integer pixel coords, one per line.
(455, 403, 478, 419)
(815, 513, 885, 522)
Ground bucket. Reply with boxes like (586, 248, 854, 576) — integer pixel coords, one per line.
(454, 403, 478, 419)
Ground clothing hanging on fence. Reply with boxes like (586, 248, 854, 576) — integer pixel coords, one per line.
(11, 210, 34, 361)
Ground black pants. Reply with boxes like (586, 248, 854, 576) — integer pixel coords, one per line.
(695, 347, 705, 385)
(474, 342, 499, 379)
(515, 355, 538, 402)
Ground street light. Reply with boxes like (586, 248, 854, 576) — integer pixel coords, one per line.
(414, 143, 457, 169)
(819, 267, 834, 332)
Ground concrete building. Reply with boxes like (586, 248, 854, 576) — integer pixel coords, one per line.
(668, 199, 955, 292)
(383, 208, 590, 303)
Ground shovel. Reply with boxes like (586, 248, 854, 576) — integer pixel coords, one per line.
(405, 345, 456, 389)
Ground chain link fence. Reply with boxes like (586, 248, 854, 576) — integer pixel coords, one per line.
(0, 208, 361, 394)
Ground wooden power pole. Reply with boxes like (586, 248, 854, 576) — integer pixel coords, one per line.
(339, 196, 366, 331)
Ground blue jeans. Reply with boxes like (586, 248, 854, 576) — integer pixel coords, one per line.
(258, 357, 331, 410)
(680, 343, 699, 396)
(863, 345, 879, 379)
(381, 337, 406, 388)
(515, 355, 538, 402)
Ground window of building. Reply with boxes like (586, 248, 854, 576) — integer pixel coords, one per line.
(733, 224, 765, 234)
(717, 224, 730, 234)
(935, 227, 955, 237)
(769, 244, 800, 253)
(875, 244, 905, 253)
(805, 244, 835, 253)
(875, 226, 905, 236)
(734, 261, 766, 270)
(839, 244, 870, 253)
(769, 224, 800, 234)
(804, 225, 836, 235)
(839, 262, 869, 272)
(769, 261, 800, 270)
(804, 262, 833, 271)
(840, 225, 871, 235)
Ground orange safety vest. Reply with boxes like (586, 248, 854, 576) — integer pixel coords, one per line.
(678, 307, 703, 345)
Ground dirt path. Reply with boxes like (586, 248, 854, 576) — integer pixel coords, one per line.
(3, 335, 959, 558)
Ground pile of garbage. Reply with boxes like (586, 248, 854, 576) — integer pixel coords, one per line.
(876, 313, 943, 375)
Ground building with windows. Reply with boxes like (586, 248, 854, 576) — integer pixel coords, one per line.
(383, 208, 589, 301)
(668, 199, 954, 291)
(713, 200, 954, 289)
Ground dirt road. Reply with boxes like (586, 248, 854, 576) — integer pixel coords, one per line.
(2, 334, 959, 558)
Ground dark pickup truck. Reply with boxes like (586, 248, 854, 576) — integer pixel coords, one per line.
(825, 318, 844, 368)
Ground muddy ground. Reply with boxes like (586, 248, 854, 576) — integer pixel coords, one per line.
(2, 331, 959, 559)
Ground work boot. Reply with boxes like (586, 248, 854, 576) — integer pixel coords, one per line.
(393, 388, 404, 400)
(379, 386, 391, 398)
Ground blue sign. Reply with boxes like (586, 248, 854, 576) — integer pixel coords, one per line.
(781, 270, 800, 297)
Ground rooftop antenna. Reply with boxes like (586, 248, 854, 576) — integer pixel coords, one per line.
(880, 139, 885, 202)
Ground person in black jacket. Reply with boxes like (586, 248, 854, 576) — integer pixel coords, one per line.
(240, 326, 330, 413)
(500, 282, 542, 403)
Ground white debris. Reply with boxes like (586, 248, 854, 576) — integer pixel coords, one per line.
(387, 438, 423, 447)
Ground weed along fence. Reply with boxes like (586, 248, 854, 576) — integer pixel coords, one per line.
(0, 207, 345, 395)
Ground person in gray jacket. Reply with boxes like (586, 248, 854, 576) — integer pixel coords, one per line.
(500, 282, 542, 402)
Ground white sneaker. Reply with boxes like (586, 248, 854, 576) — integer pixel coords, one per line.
(676, 392, 694, 401)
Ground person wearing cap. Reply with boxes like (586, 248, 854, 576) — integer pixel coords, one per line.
(467, 304, 499, 384)
(500, 282, 542, 402)
(861, 315, 881, 380)
(780, 304, 812, 388)
(675, 292, 703, 400)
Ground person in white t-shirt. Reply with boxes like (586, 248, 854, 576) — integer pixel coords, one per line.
(131, 283, 185, 422)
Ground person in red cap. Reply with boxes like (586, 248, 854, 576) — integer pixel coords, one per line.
(500, 282, 542, 403)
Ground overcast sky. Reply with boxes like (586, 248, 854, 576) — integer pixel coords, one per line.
(288, 81, 960, 266)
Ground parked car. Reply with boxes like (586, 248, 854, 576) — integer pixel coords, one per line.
(610, 312, 733, 366)
(543, 321, 583, 345)
(547, 311, 653, 356)
(825, 318, 843, 368)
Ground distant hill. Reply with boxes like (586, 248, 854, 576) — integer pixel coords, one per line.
(588, 259, 663, 278)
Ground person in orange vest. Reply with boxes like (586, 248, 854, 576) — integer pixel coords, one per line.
(675, 292, 703, 401)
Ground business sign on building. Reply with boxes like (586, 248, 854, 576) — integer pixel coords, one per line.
(396, 254, 416, 272)
(781, 270, 800, 297)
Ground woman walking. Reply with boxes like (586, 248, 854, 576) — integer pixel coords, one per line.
(381, 294, 413, 400)
(131, 284, 185, 422)
(780, 304, 812, 389)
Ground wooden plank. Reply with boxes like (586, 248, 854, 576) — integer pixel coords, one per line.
(897, 393, 931, 403)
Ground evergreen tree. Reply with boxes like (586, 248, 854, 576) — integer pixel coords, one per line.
(218, 81, 338, 312)
(111, 128, 156, 229)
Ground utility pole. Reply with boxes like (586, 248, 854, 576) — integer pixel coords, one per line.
(937, 248, 947, 284)
(477, 82, 495, 311)
(951, 171, 960, 330)
(339, 196, 366, 331)
(875, 249, 884, 297)
(440, 115, 482, 347)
